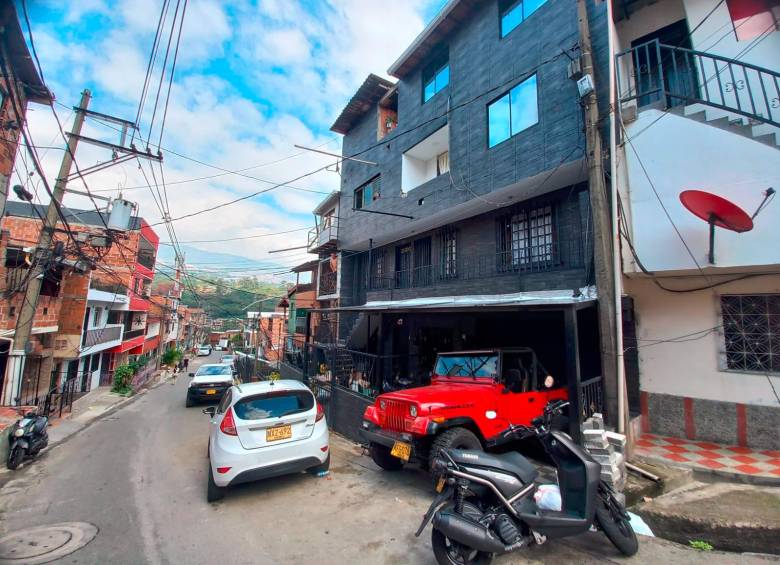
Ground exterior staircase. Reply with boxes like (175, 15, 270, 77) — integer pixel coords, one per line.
(675, 103, 780, 149)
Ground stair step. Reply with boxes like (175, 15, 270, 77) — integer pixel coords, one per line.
(752, 122, 780, 138)
(752, 133, 780, 147)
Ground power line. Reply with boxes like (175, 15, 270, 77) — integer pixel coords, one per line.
(158, 226, 310, 244)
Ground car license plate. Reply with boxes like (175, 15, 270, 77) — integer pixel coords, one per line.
(266, 425, 292, 442)
(206, 389, 216, 395)
(436, 477, 446, 493)
(390, 441, 412, 462)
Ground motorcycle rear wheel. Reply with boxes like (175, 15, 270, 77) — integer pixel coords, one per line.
(431, 528, 492, 565)
(594, 486, 638, 556)
(7, 446, 25, 470)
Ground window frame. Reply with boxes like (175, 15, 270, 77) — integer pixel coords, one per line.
(353, 175, 381, 210)
(487, 73, 539, 148)
(719, 293, 779, 375)
(439, 226, 458, 280)
(496, 201, 558, 270)
(421, 49, 450, 104)
(499, 0, 549, 39)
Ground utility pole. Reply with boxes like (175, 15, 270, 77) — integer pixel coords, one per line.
(4, 90, 91, 405)
(576, 1, 619, 425)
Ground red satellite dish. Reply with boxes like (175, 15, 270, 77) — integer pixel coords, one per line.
(679, 190, 754, 264)
(680, 190, 754, 232)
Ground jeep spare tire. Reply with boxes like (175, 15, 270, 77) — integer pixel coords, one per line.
(369, 442, 404, 471)
(429, 427, 482, 469)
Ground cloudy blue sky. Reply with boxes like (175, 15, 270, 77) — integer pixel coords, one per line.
(20, 0, 446, 272)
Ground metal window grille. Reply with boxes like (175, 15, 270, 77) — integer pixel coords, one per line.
(721, 294, 780, 373)
(499, 203, 555, 268)
(439, 227, 457, 279)
(370, 249, 386, 289)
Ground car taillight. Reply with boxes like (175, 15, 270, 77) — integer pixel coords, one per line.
(220, 407, 237, 436)
(315, 402, 325, 422)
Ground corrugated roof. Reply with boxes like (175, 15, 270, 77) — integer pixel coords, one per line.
(387, 0, 481, 79)
(1, 2, 52, 104)
(291, 259, 318, 273)
(330, 74, 395, 135)
(4, 201, 143, 230)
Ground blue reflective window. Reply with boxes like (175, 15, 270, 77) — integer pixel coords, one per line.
(487, 74, 539, 148)
(422, 51, 450, 103)
(500, 0, 548, 38)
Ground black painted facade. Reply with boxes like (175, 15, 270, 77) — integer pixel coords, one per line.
(331, 0, 608, 317)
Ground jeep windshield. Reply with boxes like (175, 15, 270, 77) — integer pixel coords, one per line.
(434, 354, 498, 380)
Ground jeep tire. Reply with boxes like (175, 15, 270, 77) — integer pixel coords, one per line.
(429, 427, 482, 470)
(369, 442, 404, 471)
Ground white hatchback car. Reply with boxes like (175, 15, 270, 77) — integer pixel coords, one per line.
(204, 380, 329, 501)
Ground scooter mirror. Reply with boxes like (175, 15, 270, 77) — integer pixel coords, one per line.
(544, 375, 554, 388)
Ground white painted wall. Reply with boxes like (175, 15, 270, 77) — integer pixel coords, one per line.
(623, 109, 780, 272)
(625, 276, 780, 406)
(615, 0, 780, 122)
(401, 125, 449, 192)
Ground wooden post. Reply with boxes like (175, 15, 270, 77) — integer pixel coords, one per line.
(577, 0, 618, 425)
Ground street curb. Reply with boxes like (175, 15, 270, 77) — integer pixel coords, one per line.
(634, 454, 780, 487)
(0, 377, 168, 487)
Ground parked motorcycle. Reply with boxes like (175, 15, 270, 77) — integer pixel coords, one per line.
(416, 400, 637, 564)
(6, 411, 49, 470)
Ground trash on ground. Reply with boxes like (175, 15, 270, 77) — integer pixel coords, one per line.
(627, 512, 654, 537)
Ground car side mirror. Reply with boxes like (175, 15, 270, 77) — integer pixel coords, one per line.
(188, 372, 195, 377)
(203, 407, 216, 417)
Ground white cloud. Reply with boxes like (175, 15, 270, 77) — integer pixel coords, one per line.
(20, 0, 443, 269)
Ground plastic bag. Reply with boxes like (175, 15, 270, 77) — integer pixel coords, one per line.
(534, 484, 562, 511)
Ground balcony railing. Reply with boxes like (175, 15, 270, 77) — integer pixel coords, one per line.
(616, 39, 780, 128)
(83, 324, 123, 348)
(123, 328, 146, 340)
(368, 238, 584, 291)
(308, 220, 338, 252)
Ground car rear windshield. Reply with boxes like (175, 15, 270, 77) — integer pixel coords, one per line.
(234, 390, 314, 420)
(434, 355, 498, 379)
(196, 366, 232, 376)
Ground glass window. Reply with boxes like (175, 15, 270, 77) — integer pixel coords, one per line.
(434, 355, 499, 379)
(234, 390, 315, 420)
(499, 203, 555, 269)
(354, 176, 381, 209)
(488, 74, 538, 147)
(422, 51, 450, 103)
(93, 307, 102, 327)
(500, 0, 549, 38)
(721, 294, 780, 373)
(439, 227, 457, 279)
(216, 389, 232, 414)
(195, 365, 233, 376)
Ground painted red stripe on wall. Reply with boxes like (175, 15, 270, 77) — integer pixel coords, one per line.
(683, 397, 695, 440)
(736, 403, 748, 447)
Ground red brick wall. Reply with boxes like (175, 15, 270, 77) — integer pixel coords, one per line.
(0, 69, 27, 178)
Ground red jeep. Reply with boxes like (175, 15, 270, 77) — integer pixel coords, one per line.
(361, 348, 567, 470)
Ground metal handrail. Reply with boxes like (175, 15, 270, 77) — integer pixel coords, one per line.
(616, 39, 780, 128)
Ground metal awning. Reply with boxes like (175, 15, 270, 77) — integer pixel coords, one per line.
(317, 287, 597, 312)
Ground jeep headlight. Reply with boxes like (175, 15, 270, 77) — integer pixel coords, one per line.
(14, 428, 24, 437)
(409, 405, 418, 417)
(379, 399, 387, 410)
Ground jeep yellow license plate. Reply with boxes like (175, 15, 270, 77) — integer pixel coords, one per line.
(390, 441, 411, 462)
(206, 389, 216, 395)
(266, 425, 292, 442)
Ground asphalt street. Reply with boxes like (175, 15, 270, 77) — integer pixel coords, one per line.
(0, 352, 776, 564)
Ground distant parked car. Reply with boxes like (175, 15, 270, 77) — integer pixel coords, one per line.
(203, 380, 329, 501)
(197, 345, 211, 356)
(214, 345, 222, 351)
(186, 364, 234, 407)
(220, 355, 235, 366)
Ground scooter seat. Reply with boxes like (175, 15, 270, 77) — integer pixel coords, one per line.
(448, 449, 538, 485)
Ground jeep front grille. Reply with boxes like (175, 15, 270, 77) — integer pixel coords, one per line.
(382, 400, 410, 433)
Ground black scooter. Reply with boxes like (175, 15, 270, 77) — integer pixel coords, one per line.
(416, 400, 638, 564)
(6, 410, 49, 470)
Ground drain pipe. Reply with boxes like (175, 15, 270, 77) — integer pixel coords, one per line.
(607, 0, 628, 434)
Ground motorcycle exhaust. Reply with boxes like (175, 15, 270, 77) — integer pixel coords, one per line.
(432, 510, 507, 554)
